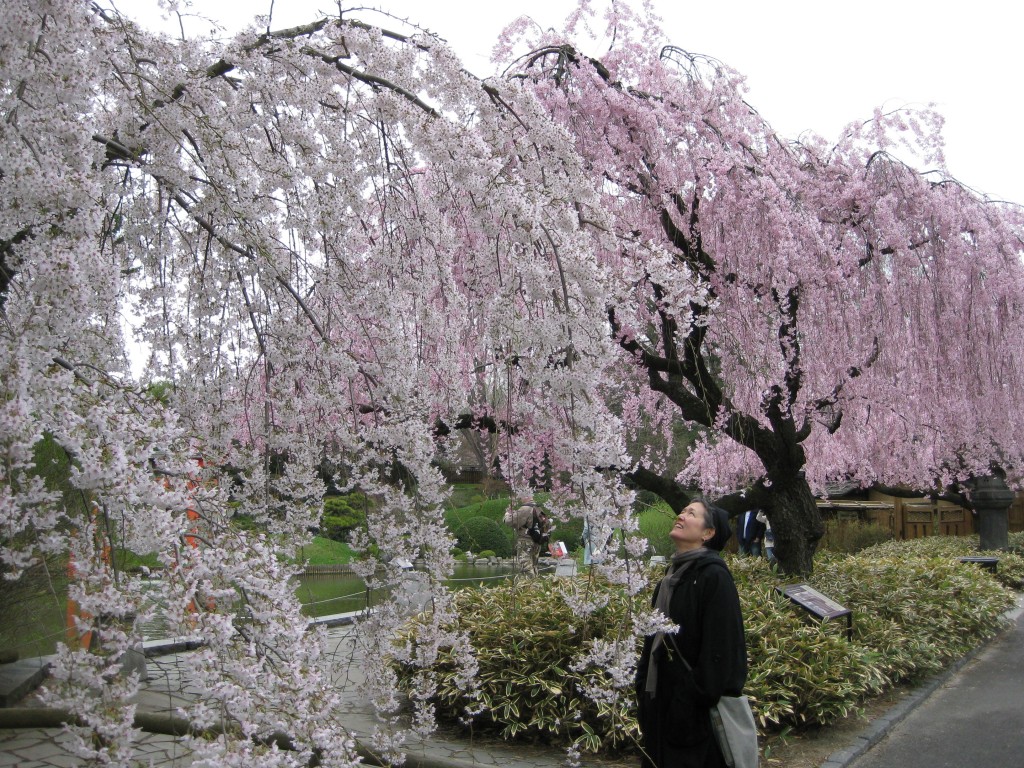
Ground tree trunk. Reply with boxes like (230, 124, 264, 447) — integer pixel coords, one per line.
(763, 476, 824, 576)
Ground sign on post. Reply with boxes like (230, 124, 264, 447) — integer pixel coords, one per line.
(958, 556, 999, 574)
(777, 583, 852, 640)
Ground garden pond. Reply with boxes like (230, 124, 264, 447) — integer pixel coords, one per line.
(4, 563, 519, 658)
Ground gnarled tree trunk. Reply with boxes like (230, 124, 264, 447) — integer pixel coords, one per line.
(761, 477, 823, 576)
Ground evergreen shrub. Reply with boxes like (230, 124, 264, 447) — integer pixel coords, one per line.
(320, 493, 369, 541)
(860, 533, 1024, 590)
(454, 516, 514, 557)
(397, 574, 641, 753)
(550, 516, 585, 554)
(395, 545, 1016, 753)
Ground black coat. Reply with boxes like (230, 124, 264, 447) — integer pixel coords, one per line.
(738, 510, 767, 546)
(635, 553, 747, 768)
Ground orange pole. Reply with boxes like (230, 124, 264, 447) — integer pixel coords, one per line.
(64, 552, 91, 651)
(65, 503, 117, 651)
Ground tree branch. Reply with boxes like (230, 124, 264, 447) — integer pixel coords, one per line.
(623, 464, 691, 513)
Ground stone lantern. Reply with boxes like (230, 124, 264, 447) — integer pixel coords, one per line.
(968, 473, 1014, 551)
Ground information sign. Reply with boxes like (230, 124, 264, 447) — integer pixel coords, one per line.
(777, 583, 853, 640)
(779, 584, 850, 619)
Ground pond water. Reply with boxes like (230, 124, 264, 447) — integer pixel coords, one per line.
(7, 564, 519, 656)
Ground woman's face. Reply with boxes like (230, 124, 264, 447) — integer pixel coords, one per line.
(670, 501, 713, 552)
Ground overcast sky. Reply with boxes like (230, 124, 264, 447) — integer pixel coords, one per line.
(126, 0, 1023, 203)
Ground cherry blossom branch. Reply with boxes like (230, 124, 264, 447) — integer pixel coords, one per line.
(607, 306, 773, 462)
(0, 226, 32, 314)
(800, 336, 881, 438)
(94, 133, 332, 344)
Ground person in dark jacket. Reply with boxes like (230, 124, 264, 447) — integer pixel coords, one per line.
(738, 508, 767, 557)
(636, 498, 747, 768)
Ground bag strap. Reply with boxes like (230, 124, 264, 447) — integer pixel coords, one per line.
(664, 632, 693, 673)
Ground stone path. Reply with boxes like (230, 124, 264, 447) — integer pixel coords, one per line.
(0, 617, 594, 768)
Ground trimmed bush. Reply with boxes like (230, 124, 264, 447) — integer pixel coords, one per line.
(860, 533, 1024, 591)
(637, 503, 677, 557)
(397, 574, 641, 753)
(550, 516, 585, 554)
(320, 493, 369, 541)
(454, 516, 514, 557)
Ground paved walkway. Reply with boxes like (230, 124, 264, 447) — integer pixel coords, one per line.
(2, 595, 1022, 768)
(832, 593, 1024, 768)
(0, 618, 625, 768)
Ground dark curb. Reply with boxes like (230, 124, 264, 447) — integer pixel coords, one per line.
(0, 656, 52, 708)
(819, 595, 1024, 768)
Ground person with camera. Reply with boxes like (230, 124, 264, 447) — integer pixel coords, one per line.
(503, 500, 549, 575)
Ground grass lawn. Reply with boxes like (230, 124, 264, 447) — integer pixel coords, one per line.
(445, 483, 487, 509)
(446, 496, 513, 525)
(114, 537, 356, 569)
(296, 536, 354, 565)
(112, 548, 162, 572)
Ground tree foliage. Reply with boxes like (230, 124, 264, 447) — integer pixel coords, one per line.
(505, 24, 1024, 571)
(320, 494, 370, 541)
(2, 1, 1023, 764)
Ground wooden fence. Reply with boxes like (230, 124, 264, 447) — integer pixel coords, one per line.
(822, 489, 1024, 540)
(728, 488, 1024, 552)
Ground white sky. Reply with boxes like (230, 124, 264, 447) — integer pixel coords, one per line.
(124, 0, 1023, 202)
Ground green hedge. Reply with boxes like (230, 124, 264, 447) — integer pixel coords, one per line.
(397, 574, 639, 752)
(395, 543, 1016, 753)
(454, 516, 514, 557)
(733, 550, 1013, 728)
(551, 516, 585, 554)
(858, 533, 1024, 590)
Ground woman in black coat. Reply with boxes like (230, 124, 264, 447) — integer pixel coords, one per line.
(636, 499, 747, 768)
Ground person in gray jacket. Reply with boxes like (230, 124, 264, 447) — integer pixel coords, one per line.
(503, 501, 548, 575)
